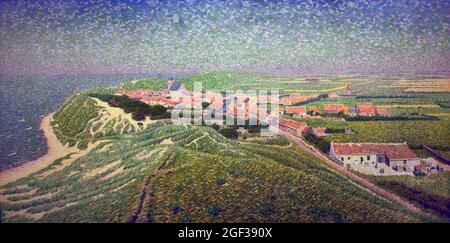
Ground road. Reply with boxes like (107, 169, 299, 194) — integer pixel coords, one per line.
(279, 131, 423, 214)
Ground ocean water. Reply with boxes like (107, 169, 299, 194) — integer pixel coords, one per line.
(0, 73, 151, 171)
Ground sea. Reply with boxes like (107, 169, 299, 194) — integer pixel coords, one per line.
(0, 73, 155, 171)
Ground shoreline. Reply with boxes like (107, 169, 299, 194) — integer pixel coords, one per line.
(0, 112, 79, 187)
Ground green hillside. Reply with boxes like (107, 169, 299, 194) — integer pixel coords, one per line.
(0, 122, 435, 223)
(51, 93, 166, 150)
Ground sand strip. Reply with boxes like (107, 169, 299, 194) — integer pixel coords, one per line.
(0, 113, 79, 187)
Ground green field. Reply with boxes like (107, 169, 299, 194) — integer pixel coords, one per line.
(362, 172, 450, 218)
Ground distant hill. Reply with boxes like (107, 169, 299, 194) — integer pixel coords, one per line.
(179, 71, 268, 91)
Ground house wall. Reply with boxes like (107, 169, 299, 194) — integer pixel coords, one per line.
(389, 159, 421, 172)
(334, 153, 384, 166)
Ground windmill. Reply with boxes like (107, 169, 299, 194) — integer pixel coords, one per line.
(343, 80, 352, 96)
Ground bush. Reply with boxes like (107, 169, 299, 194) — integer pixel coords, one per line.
(170, 203, 182, 214)
(413, 171, 426, 177)
(304, 134, 330, 153)
(88, 93, 168, 121)
(208, 205, 222, 217)
(219, 127, 239, 139)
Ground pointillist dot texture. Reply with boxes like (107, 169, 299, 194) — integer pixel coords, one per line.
(0, 0, 448, 75)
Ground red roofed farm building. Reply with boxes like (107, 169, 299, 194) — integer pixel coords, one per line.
(285, 106, 307, 117)
(330, 142, 421, 175)
(323, 104, 348, 114)
(278, 118, 312, 137)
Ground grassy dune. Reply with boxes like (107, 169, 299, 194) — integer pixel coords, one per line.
(0, 123, 436, 223)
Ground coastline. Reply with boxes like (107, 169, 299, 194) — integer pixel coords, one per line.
(0, 112, 79, 187)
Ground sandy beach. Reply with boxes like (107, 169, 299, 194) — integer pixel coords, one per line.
(0, 112, 79, 187)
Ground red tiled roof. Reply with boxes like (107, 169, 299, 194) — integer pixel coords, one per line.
(285, 106, 306, 114)
(313, 127, 327, 135)
(331, 143, 417, 160)
(323, 104, 348, 112)
(376, 108, 391, 116)
(356, 103, 376, 114)
(279, 118, 309, 132)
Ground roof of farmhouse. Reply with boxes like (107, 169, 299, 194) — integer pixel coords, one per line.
(331, 143, 418, 160)
(279, 118, 309, 132)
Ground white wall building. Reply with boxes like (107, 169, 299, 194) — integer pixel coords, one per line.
(330, 142, 421, 175)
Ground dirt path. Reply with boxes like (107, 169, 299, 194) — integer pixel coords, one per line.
(128, 152, 173, 223)
(279, 131, 423, 214)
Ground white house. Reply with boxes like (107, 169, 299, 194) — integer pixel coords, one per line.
(330, 142, 421, 175)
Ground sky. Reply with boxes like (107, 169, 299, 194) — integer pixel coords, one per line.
(0, 0, 449, 76)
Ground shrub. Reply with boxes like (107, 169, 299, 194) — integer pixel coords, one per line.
(88, 93, 168, 121)
(304, 134, 330, 153)
(208, 205, 222, 217)
(219, 127, 239, 139)
(170, 203, 182, 214)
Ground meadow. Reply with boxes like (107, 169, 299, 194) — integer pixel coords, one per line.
(362, 172, 450, 218)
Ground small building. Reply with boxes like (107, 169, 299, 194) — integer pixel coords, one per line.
(330, 142, 421, 175)
(285, 106, 307, 117)
(279, 118, 312, 137)
(355, 103, 377, 116)
(312, 127, 329, 136)
(323, 104, 348, 114)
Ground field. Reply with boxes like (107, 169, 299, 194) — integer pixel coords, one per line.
(384, 79, 450, 93)
(362, 172, 450, 218)
(0, 122, 437, 223)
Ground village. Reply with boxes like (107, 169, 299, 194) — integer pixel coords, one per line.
(112, 79, 447, 178)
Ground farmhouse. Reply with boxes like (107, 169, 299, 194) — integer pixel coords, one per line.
(330, 142, 421, 175)
(355, 103, 377, 116)
(279, 118, 312, 137)
(323, 104, 348, 114)
(285, 106, 307, 117)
